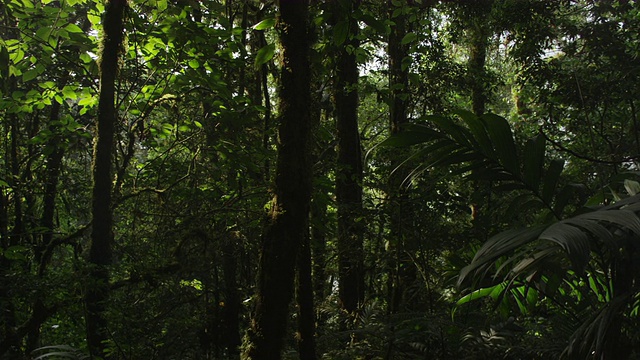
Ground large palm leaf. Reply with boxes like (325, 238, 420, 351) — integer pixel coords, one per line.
(382, 111, 640, 358)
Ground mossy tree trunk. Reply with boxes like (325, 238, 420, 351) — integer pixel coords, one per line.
(333, 0, 365, 315)
(243, 1, 312, 359)
(85, 0, 126, 358)
(387, 0, 412, 314)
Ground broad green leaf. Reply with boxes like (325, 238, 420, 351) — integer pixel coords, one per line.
(22, 68, 39, 82)
(455, 109, 494, 158)
(188, 59, 200, 69)
(36, 27, 51, 41)
(624, 179, 640, 196)
(9, 47, 24, 63)
(428, 149, 480, 169)
(457, 283, 505, 306)
(539, 222, 591, 271)
(360, 14, 387, 34)
(253, 18, 276, 30)
(379, 126, 437, 147)
(254, 43, 275, 67)
(4, 245, 27, 261)
(459, 225, 547, 286)
(401, 32, 417, 45)
(427, 115, 471, 148)
(64, 23, 83, 33)
(522, 135, 545, 191)
(482, 114, 519, 174)
(62, 85, 78, 100)
(542, 159, 565, 203)
(79, 53, 93, 64)
(333, 20, 349, 46)
(578, 209, 640, 237)
(157, 0, 167, 11)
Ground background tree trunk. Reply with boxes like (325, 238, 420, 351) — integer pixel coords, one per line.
(387, 0, 413, 314)
(333, 0, 365, 315)
(243, 1, 312, 359)
(85, 0, 126, 357)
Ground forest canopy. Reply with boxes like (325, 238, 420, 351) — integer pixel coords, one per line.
(1, 0, 640, 359)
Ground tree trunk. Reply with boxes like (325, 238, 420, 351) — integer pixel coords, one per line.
(387, 0, 413, 314)
(85, 0, 127, 358)
(310, 197, 328, 303)
(243, 1, 312, 359)
(333, 0, 364, 315)
(467, 0, 492, 116)
(469, 24, 488, 116)
(222, 235, 241, 357)
(297, 233, 316, 359)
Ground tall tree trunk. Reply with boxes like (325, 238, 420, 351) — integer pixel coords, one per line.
(296, 233, 316, 359)
(467, 0, 492, 116)
(85, 0, 126, 358)
(26, 101, 64, 352)
(243, 1, 312, 359)
(387, 0, 413, 314)
(333, 0, 364, 315)
(310, 197, 327, 303)
(222, 234, 241, 358)
(469, 25, 488, 116)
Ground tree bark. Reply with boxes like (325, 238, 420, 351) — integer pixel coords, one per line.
(333, 0, 365, 315)
(387, 0, 412, 314)
(469, 18, 489, 116)
(85, 0, 127, 358)
(296, 233, 316, 359)
(222, 235, 241, 357)
(243, 1, 312, 359)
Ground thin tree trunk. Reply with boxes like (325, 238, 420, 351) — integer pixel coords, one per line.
(310, 197, 327, 303)
(243, 1, 312, 359)
(467, 0, 492, 116)
(333, 0, 364, 315)
(222, 234, 241, 358)
(387, 0, 412, 315)
(85, 0, 126, 358)
(469, 25, 488, 116)
(297, 233, 316, 359)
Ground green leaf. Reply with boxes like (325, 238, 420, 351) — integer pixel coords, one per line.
(522, 135, 545, 191)
(79, 53, 93, 64)
(9, 47, 24, 64)
(401, 32, 417, 45)
(188, 59, 200, 69)
(542, 159, 565, 203)
(254, 43, 275, 67)
(4, 245, 27, 261)
(539, 222, 591, 272)
(36, 27, 50, 41)
(253, 18, 276, 31)
(22, 68, 39, 82)
(482, 114, 519, 174)
(333, 20, 349, 46)
(459, 225, 547, 286)
(457, 283, 506, 306)
(64, 23, 83, 33)
(427, 115, 471, 148)
(624, 179, 640, 196)
(360, 14, 387, 34)
(454, 109, 494, 158)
